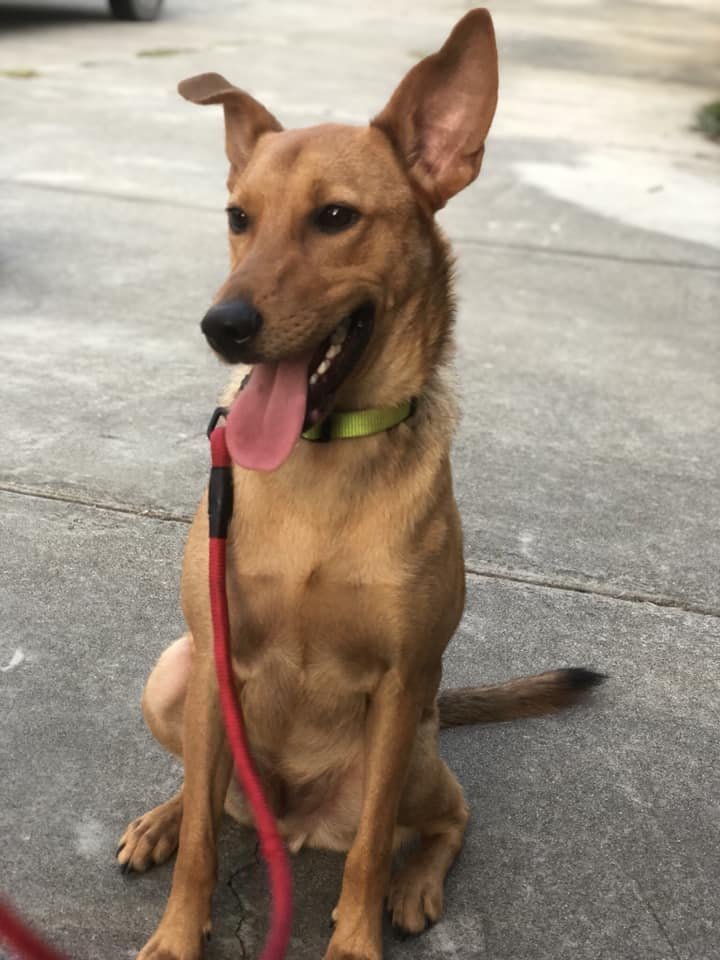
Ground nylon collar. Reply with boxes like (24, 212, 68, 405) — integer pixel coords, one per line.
(301, 398, 416, 442)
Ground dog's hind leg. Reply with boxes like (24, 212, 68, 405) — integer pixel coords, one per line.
(142, 632, 193, 757)
(388, 726, 469, 935)
(116, 633, 192, 873)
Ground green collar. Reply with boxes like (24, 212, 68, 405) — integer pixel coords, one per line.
(302, 398, 416, 442)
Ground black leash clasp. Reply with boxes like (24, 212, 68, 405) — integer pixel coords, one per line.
(207, 407, 233, 539)
(208, 464, 233, 540)
(207, 405, 229, 438)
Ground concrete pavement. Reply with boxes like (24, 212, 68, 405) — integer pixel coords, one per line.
(1, 2, 719, 959)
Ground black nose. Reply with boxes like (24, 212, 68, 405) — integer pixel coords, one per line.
(201, 298, 263, 361)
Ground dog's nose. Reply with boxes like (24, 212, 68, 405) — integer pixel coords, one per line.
(201, 298, 263, 361)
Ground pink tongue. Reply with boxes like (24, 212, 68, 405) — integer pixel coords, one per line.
(226, 355, 311, 471)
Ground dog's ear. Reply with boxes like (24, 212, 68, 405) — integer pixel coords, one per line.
(178, 72, 282, 188)
(372, 9, 498, 210)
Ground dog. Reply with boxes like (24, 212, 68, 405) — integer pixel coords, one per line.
(117, 10, 602, 959)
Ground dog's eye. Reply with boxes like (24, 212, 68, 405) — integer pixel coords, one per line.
(227, 206, 250, 234)
(313, 204, 360, 234)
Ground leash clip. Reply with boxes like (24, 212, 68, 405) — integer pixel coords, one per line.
(207, 407, 233, 539)
(207, 406, 229, 438)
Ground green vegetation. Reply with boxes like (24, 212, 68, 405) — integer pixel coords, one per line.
(136, 47, 194, 58)
(696, 100, 720, 142)
(1, 68, 39, 78)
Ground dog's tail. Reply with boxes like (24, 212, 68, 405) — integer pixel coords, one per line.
(438, 668, 605, 728)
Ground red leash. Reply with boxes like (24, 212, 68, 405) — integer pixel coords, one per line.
(0, 414, 292, 960)
(207, 417, 293, 960)
(0, 903, 66, 960)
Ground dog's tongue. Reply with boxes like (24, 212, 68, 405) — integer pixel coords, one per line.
(225, 355, 310, 471)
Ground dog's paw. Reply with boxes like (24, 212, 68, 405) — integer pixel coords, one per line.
(117, 794, 182, 874)
(387, 864, 443, 935)
(323, 941, 381, 960)
(323, 924, 381, 960)
(136, 917, 211, 960)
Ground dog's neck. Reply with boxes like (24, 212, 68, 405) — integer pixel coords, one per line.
(227, 363, 458, 530)
(301, 398, 416, 442)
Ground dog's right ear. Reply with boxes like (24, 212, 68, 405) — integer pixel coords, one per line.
(178, 72, 282, 189)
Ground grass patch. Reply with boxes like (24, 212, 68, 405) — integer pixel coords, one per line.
(1, 68, 39, 79)
(137, 47, 194, 58)
(695, 100, 720, 142)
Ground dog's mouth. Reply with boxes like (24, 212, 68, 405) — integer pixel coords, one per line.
(224, 302, 375, 472)
(304, 301, 374, 429)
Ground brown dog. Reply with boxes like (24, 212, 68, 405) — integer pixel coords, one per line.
(117, 10, 602, 959)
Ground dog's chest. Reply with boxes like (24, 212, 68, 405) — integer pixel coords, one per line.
(221, 505, 406, 771)
(225, 499, 405, 687)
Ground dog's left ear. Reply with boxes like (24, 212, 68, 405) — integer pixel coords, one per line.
(372, 8, 498, 210)
(178, 72, 282, 189)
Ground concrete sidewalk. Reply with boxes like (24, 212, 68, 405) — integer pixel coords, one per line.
(1, 2, 719, 959)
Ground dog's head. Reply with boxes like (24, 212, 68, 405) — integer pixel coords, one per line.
(179, 8, 498, 470)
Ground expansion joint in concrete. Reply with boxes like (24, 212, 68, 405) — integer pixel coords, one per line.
(2, 481, 718, 620)
(465, 564, 720, 619)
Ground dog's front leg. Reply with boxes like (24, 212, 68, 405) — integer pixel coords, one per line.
(137, 648, 232, 960)
(326, 670, 420, 960)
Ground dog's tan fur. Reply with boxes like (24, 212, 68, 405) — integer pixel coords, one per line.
(118, 12, 600, 959)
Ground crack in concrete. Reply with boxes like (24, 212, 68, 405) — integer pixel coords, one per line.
(630, 880, 683, 960)
(3, 481, 718, 619)
(227, 841, 260, 958)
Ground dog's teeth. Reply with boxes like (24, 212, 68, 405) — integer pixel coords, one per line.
(314, 318, 349, 378)
(332, 321, 349, 345)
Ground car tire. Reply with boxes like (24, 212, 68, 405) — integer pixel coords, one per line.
(109, 0, 164, 21)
